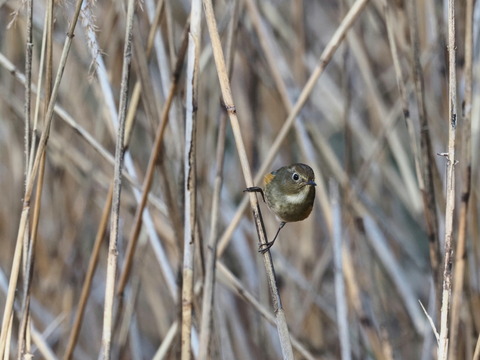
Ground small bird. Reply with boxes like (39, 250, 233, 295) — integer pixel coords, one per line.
(245, 163, 316, 253)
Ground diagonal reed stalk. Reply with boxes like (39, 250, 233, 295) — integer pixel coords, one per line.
(63, 184, 112, 360)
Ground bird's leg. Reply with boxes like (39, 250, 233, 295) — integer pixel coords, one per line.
(258, 221, 286, 254)
(244, 186, 265, 202)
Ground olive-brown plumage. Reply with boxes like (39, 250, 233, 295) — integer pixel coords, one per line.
(245, 163, 316, 252)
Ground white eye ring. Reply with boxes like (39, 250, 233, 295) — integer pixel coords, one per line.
(292, 173, 300, 181)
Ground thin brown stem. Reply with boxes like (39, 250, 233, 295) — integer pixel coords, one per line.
(64, 184, 113, 360)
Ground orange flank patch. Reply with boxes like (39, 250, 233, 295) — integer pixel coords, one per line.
(263, 172, 275, 186)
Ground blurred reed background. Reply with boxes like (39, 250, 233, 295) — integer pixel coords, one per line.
(0, 0, 478, 359)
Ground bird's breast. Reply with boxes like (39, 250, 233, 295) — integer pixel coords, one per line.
(266, 186, 315, 222)
(283, 188, 310, 204)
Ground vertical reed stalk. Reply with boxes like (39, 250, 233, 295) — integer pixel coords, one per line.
(438, 0, 457, 358)
(448, 0, 473, 357)
(181, 0, 201, 358)
(100, 0, 135, 358)
(198, 1, 239, 357)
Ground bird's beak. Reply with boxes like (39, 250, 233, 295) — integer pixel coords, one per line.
(306, 180, 316, 186)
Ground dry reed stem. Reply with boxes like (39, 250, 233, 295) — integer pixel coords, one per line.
(351, 101, 404, 199)
(0, 0, 84, 355)
(0, 267, 57, 359)
(100, 0, 135, 358)
(438, 0, 458, 358)
(342, 237, 387, 359)
(216, 263, 316, 360)
(82, 4, 177, 297)
(419, 300, 440, 342)
(363, 217, 425, 333)
(0, 45, 177, 302)
(130, 32, 159, 121)
(0, 211, 28, 357)
(115, 273, 141, 357)
(18, 2, 54, 355)
(124, 0, 165, 145)
(198, 0, 239, 357)
(116, 20, 190, 298)
(29, 322, 56, 360)
(3, 316, 11, 360)
(111, 10, 184, 352)
(0, 53, 145, 193)
(143, 0, 173, 99)
(28, 15, 128, 177)
(81, 2, 181, 308)
(475, 338, 480, 360)
(197, 114, 227, 359)
(406, 0, 441, 291)
(243, 0, 291, 110)
(5, 16, 47, 348)
(331, 181, 351, 360)
(291, 242, 332, 332)
(24, 0, 83, 201)
(449, 0, 474, 357)
(346, 31, 419, 213)
(180, 0, 201, 358)
(63, 183, 113, 360)
(28, 7, 49, 180)
(272, 251, 335, 319)
(383, 0, 423, 192)
(152, 321, 179, 360)
(17, 151, 45, 359)
(23, 0, 33, 188)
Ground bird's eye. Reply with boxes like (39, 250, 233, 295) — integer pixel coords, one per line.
(292, 173, 300, 181)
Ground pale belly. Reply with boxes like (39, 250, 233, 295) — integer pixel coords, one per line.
(266, 187, 314, 222)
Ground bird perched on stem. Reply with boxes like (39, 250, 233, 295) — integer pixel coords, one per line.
(245, 163, 316, 253)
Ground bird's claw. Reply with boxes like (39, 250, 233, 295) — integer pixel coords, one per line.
(258, 241, 275, 254)
(244, 186, 266, 203)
